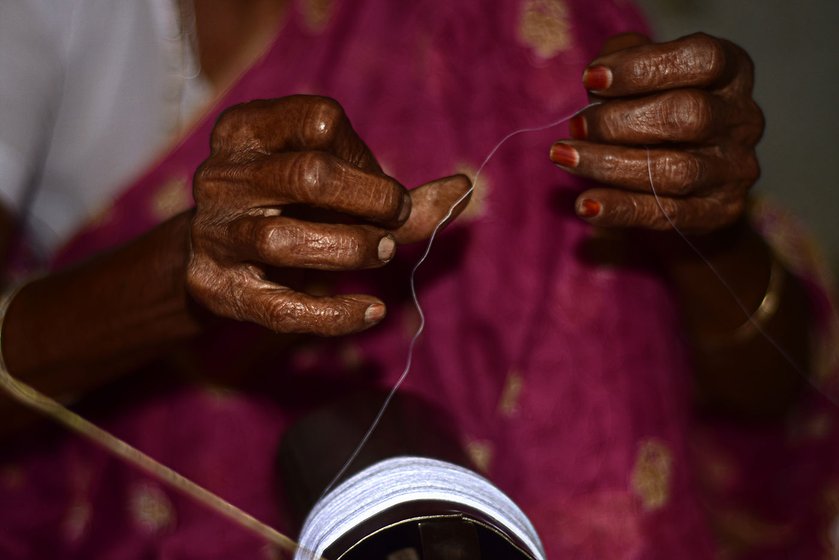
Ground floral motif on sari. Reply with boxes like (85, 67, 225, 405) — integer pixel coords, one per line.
(150, 176, 193, 221)
(630, 438, 673, 511)
(498, 369, 524, 418)
(518, 0, 573, 59)
(129, 482, 177, 535)
(465, 439, 494, 474)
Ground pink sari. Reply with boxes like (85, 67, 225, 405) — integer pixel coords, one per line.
(2, 0, 837, 558)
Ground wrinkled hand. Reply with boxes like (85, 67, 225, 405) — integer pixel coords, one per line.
(550, 33, 764, 233)
(187, 96, 470, 336)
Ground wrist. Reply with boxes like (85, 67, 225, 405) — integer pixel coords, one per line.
(654, 216, 774, 341)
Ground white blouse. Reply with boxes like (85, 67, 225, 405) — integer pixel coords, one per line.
(0, 0, 210, 258)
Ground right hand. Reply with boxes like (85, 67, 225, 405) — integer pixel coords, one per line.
(187, 96, 471, 336)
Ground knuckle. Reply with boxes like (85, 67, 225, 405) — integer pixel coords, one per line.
(292, 151, 336, 199)
(629, 56, 656, 85)
(646, 199, 671, 230)
(618, 197, 648, 227)
(210, 104, 246, 151)
(659, 154, 705, 195)
(742, 153, 761, 186)
(185, 258, 220, 307)
(265, 296, 328, 335)
(211, 101, 267, 155)
(310, 229, 368, 270)
(335, 233, 367, 268)
(192, 159, 238, 208)
(252, 222, 284, 260)
(685, 32, 726, 81)
(192, 161, 213, 205)
(668, 90, 715, 140)
(302, 96, 345, 145)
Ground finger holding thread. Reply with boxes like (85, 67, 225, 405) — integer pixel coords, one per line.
(211, 96, 383, 173)
(392, 174, 472, 244)
(220, 151, 410, 227)
(551, 141, 727, 196)
(568, 89, 724, 145)
(575, 188, 742, 234)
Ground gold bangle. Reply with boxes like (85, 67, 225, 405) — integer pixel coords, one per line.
(702, 255, 785, 349)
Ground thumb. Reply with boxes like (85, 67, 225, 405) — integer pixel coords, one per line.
(392, 174, 472, 244)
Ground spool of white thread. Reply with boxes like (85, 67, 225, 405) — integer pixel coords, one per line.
(295, 456, 546, 560)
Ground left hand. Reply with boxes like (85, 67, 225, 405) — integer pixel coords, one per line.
(550, 32, 764, 234)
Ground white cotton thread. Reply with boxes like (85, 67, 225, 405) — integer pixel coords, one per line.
(0, 105, 832, 558)
(642, 147, 829, 401)
(319, 103, 602, 498)
(0, 290, 317, 558)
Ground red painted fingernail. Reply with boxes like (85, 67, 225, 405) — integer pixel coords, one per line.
(549, 143, 579, 168)
(577, 198, 602, 218)
(364, 303, 386, 324)
(569, 115, 587, 140)
(582, 65, 612, 91)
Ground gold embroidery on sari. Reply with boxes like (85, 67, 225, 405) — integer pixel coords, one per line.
(518, 0, 572, 59)
(465, 439, 494, 474)
(301, 0, 335, 33)
(630, 438, 673, 511)
(151, 176, 192, 221)
(498, 370, 524, 417)
(130, 482, 177, 534)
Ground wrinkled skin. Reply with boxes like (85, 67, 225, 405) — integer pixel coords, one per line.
(188, 33, 766, 338)
(187, 96, 471, 336)
(551, 32, 764, 234)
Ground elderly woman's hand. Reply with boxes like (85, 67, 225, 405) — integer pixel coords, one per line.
(187, 95, 470, 336)
(550, 33, 764, 234)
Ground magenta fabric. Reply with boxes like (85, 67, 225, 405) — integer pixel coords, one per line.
(1, 1, 836, 558)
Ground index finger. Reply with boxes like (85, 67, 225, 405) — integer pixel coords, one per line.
(211, 95, 382, 172)
(583, 33, 734, 97)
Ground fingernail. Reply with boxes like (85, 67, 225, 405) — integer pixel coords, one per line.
(364, 303, 386, 324)
(378, 235, 396, 261)
(569, 115, 587, 140)
(577, 198, 602, 218)
(398, 193, 412, 223)
(582, 65, 612, 91)
(549, 143, 579, 168)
